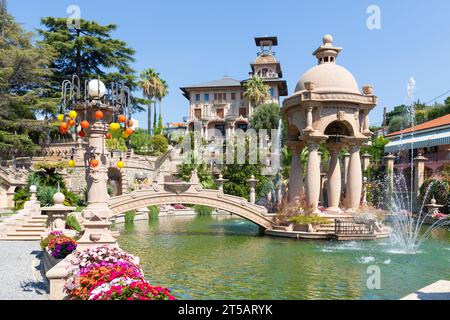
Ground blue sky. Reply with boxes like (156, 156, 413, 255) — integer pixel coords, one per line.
(9, 0, 450, 128)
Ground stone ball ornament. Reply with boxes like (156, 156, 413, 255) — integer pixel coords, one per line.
(29, 185, 37, 193)
(88, 79, 107, 99)
(53, 191, 65, 205)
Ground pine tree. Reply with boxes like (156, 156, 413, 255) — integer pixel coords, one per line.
(38, 17, 144, 113)
(0, 3, 55, 158)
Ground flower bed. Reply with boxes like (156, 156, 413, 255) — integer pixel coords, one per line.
(64, 245, 175, 300)
(41, 231, 78, 275)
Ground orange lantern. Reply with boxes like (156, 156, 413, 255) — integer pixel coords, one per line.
(95, 110, 104, 120)
(118, 115, 126, 123)
(126, 119, 133, 127)
(90, 158, 99, 168)
(68, 119, 75, 127)
(125, 127, 134, 135)
(81, 120, 90, 129)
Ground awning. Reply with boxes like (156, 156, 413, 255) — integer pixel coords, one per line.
(385, 130, 450, 153)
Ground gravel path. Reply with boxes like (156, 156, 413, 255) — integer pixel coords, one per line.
(0, 241, 48, 300)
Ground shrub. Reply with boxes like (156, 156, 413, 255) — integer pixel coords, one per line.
(149, 134, 168, 156)
(124, 210, 136, 225)
(419, 178, 450, 214)
(288, 214, 330, 225)
(194, 205, 213, 216)
(65, 214, 82, 232)
(148, 205, 159, 220)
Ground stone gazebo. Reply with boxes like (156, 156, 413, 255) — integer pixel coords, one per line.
(282, 35, 377, 214)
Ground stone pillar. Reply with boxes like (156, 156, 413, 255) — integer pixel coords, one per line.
(216, 174, 228, 193)
(305, 107, 313, 132)
(343, 151, 350, 187)
(363, 111, 371, 134)
(306, 142, 321, 214)
(346, 144, 362, 213)
(361, 152, 372, 172)
(287, 141, 304, 202)
(326, 146, 343, 214)
(247, 175, 257, 204)
(413, 154, 428, 198)
(83, 120, 112, 220)
(320, 173, 326, 207)
(384, 153, 396, 210)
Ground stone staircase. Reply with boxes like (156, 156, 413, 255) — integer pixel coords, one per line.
(3, 215, 47, 241)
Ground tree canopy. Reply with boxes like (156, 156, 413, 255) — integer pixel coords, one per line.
(0, 4, 55, 157)
(250, 103, 280, 130)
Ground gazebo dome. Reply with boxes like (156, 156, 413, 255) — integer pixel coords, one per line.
(294, 34, 360, 95)
(294, 63, 360, 94)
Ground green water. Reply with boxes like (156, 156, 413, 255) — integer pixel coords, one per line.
(114, 215, 450, 300)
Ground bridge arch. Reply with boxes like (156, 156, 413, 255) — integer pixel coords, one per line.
(107, 184, 274, 230)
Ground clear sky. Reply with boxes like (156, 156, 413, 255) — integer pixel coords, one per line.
(8, 0, 450, 128)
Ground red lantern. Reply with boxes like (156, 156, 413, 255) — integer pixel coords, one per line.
(78, 130, 85, 138)
(90, 159, 99, 168)
(125, 127, 134, 135)
(95, 110, 104, 120)
(118, 115, 126, 123)
(81, 120, 89, 129)
(126, 119, 133, 127)
(105, 132, 111, 139)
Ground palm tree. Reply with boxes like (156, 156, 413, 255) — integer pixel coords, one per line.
(243, 75, 270, 113)
(139, 68, 161, 135)
(155, 79, 169, 135)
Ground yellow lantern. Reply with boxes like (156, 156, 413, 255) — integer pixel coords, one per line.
(68, 159, 76, 167)
(110, 122, 120, 131)
(122, 131, 129, 139)
(57, 114, 64, 122)
(68, 110, 77, 120)
(117, 160, 125, 169)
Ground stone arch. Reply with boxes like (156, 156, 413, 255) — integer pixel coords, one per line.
(315, 113, 360, 138)
(107, 188, 274, 229)
(324, 120, 354, 137)
(107, 167, 122, 196)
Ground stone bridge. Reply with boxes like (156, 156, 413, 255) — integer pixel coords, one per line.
(107, 172, 274, 230)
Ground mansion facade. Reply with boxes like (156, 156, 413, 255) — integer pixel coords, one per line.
(181, 36, 287, 140)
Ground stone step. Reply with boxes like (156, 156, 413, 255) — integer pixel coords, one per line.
(7, 231, 44, 237)
(15, 227, 46, 232)
(22, 222, 46, 227)
(1, 235, 42, 241)
(29, 216, 48, 221)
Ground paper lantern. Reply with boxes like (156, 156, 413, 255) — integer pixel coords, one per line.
(105, 132, 111, 139)
(118, 115, 126, 123)
(125, 128, 133, 135)
(117, 160, 125, 169)
(95, 110, 104, 120)
(78, 130, 85, 138)
(81, 120, 89, 129)
(68, 159, 76, 167)
(57, 114, 64, 122)
(68, 110, 77, 120)
(90, 159, 99, 168)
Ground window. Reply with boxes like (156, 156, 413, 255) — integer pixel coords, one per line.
(238, 123, 248, 132)
(195, 94, 200, 102)
(239, 108, 247, 117)
(215, 124, 225, 136)
(194, 108, 202, 119)
(204, 93, 209, 102)
(231, 92, 236, 100)
(269, 88, 275, 97)
(216, 108, 224, 118)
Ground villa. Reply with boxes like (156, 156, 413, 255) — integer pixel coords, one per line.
(385, 113, 450, 178)
(181, 36, 287, 140)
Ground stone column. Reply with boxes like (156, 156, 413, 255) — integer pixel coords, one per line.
(343, 151, 350, 187)
(361, 152, 372, 172)
(346, 144, 363, 213)
(247, 175, 257, 204)
(287, 141, 304, 202)
(306, 141, 321, 214)
(83, 120, 112, 220)
(413, 154, 428, 198)
(326, 146, 343, 214)
(305, 107, 313, 132)
(384, 153, 396, 210)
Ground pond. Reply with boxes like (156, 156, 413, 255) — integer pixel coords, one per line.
(114, 215, 450, 300)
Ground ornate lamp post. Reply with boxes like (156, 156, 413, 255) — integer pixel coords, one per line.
(56, 75, 134, 249)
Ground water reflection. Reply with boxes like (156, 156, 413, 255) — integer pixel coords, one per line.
(114, 216, 449, 300)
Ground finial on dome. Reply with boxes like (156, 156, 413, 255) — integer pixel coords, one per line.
(323, 34, 333, 45)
